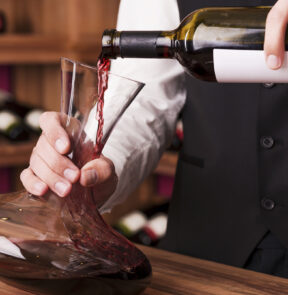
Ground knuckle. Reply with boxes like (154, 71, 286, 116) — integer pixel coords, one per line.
(267, 7, 286, 23)
(39, 111, 50, 125)
(49, 156, 63, 172)
(31, 146, 40, 160)
(34, 138, 42, 151)
(39, 111, 59, 129)
(35, 148, 61, 173)
(29, 153, 37, 167)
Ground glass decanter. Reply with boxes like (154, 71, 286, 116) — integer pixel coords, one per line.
(0, 58, 151, 294)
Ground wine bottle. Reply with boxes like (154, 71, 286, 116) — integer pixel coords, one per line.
(131, 213, 168, 246)
(0, 90, 42, 141)
(0, 110, 30, 142)
(0, 90, 29, 116)
(24, 108, 43, 135)
(102, 6, 288, 83)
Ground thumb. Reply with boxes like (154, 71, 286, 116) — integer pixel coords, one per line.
(264, 1, 288, 70)
(80, 156, 116, 187)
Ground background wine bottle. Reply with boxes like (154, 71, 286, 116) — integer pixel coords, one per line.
(0, 110, 30, 142)
(131, 213, 168, 247)
(127, 202, 169, 246)
(0, 90, 43, 141)
(24, 109, 43, 135)
(102, 6, 288, 83)
(0, 91, 29, 142)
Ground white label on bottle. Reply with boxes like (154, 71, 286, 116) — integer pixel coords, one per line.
(146, 213, 168, 239)
(25, 109, 43, 130)
(0, 236, 25, 260)
(0, 111, 18, 131)
(213, 49, 288, 83)
(119, 211, 147, 233)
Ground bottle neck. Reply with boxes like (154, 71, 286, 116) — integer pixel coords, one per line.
(102, 29, 176, 59)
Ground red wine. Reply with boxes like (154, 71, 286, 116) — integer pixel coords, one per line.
(0, 240, 150, 295)
(93, 57, 111, 158)
(0, 239, 149, 280)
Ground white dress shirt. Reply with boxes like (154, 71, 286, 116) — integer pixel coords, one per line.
(100, 0, 186, 212)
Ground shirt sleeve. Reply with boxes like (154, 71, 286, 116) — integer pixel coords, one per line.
(100, 0, 186, 213)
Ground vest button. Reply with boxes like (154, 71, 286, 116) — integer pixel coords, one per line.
(262, 83, 275, 88)
(261, 198, 275, 210)
(260, 136, 274, 149)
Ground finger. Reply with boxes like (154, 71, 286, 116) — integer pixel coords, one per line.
(264, 0, 288, 69)
(39, 112, 70, 154)
(80, 156, 117, 188)
(80, 156, 118, 208)
(34, 134, 80, 183)
(20, 168, 48, 196)
(30, 151, 72, 197)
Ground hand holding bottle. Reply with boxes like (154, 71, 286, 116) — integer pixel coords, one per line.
(265, 0, 288, 70)
(20, 112, 118, 207)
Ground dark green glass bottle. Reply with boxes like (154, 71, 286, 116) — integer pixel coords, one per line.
(102, 7, 288, 83)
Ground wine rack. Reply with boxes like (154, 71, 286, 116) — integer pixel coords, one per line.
(0, 0, 120, 169)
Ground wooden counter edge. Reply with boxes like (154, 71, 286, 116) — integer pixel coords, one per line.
(138, 244, 288, 295)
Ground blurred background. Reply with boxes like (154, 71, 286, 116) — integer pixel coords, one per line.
(0, 0, 182, 249)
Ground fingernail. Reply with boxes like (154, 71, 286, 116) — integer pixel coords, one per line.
(267, 55, 281, 69)
(64, 168, 78, 182)
(55, 138, 67, 153)
(83, 169, 97, 186)
(55, 182, 69, 197)
(34, 182, 46, 194)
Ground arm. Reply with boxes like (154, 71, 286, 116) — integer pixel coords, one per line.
(21, 0, 186, 212)
(100, 0, 186, 212)
(265, 0, 288, 69)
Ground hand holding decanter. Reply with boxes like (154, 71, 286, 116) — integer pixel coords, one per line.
(0, 58, 150, 295)
(20, 111, 118, 208)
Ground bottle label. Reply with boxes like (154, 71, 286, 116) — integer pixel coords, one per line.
(145, 213, 168, 239)
(117, 211, 147, 237)
(0, 111, 18, 131)
(213, 49, 288, 83)
(25, 109, 43, 131)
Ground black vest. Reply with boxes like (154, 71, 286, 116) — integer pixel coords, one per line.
(161, 0, 288, 267)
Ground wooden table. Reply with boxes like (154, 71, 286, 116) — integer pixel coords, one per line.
(141, 245, 288, 295)
(1, 245, 288, 295)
